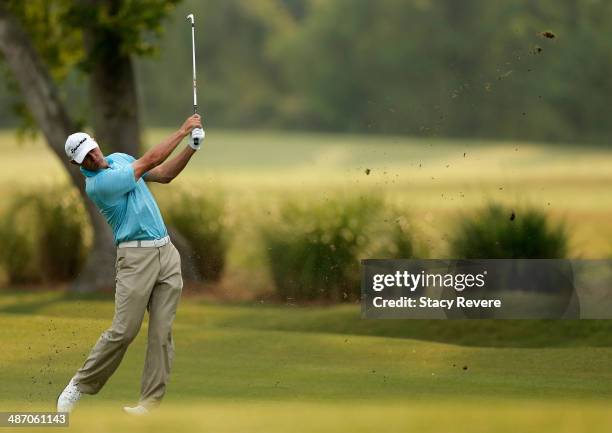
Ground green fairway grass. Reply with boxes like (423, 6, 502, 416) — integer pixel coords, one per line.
(1, 291, 612, 432)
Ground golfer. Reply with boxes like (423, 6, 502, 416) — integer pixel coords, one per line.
(56, 114, 204, 415)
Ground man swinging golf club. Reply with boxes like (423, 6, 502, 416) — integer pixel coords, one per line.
(56, 115, 204, 415)
(57, 11, 204, 416)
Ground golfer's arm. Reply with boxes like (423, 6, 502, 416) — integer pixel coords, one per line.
(144, 147, 196, 184)
(133, 129, 187, 180)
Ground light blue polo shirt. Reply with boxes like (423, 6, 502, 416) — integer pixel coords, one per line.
(81, 153, 168, 245)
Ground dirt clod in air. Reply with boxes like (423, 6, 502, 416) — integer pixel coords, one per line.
(463, 366, 468, 371)
(365, 168, 371, 175)
(539, 31, 556, 39)
(497, 70, 513, 80)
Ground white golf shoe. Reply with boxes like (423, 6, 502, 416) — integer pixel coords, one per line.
(56, 378, 82, 413)
(122, 405, 150, 416)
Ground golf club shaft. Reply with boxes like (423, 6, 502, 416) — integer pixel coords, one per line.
(186, 13, 202, 147)
(190, 16, 197, 114)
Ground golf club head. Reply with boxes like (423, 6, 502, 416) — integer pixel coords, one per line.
(186, 13, 194, 24)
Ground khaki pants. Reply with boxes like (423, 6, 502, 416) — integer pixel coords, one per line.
(73, 242, 183, 408)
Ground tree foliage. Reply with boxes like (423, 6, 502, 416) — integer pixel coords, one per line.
(3, 0, 612, 144)
(1, 0, 180, 133)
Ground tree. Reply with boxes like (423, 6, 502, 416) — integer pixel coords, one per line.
(0, 0, 179, 291)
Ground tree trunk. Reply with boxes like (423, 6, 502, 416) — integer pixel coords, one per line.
(70, 0, 143, 292)
(70, 205, 116, 292)
(80, 0, 141, 156)
(0, 4, 117, 292)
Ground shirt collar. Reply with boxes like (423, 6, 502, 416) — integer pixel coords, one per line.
(80, 156, 113, 178)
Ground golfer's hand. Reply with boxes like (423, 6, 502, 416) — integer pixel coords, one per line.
(180, 114, 202, 136)
(188, 128, 205, 150)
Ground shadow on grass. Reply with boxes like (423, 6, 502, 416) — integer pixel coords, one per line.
(209, 303, 612, 349)
(2, 290, 612, 348)
(0, 289, 112, 315)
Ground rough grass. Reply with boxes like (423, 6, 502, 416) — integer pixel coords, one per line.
(1, 291, 612, 432)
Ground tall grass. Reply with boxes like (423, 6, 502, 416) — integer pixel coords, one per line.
(0, 186, 229, 287)
(0, 187, 90, 285)
(0, 214, 36, 284)
(162, 191, 229, 282)
(449, 204, 568, 259)
(261, 196, 419, 302)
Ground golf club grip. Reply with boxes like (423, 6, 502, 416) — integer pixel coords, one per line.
(193, 106, 199, 143)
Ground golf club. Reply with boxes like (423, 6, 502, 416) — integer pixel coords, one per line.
(186, 13, 204, 145)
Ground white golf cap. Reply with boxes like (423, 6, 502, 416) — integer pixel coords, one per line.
(65, 132, 98, 164)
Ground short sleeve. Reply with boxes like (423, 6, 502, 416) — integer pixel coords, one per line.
(94, 164, 137, 202)
(121, 153, 136, 163)
(112, 153, 136, 163)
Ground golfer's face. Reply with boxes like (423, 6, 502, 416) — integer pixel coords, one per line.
(82, 144, 104, 169)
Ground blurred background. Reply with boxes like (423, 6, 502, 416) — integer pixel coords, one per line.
(0, 1, 611, 432)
